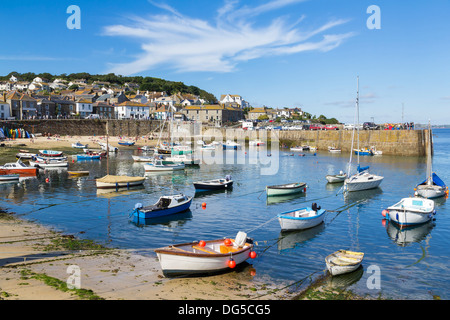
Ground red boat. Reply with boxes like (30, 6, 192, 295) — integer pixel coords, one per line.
(0, 160, 38, 176)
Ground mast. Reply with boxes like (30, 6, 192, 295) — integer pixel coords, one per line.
(346, 76, 358, 176)
(356, 76, 360, 166)
(426, 119, 432, 185)
(106, 120, 109, 175)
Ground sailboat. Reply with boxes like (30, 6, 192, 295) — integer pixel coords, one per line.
(344, 77, 383, 193)
(96, 121, 145, 189)
(414, 121, 448, 199)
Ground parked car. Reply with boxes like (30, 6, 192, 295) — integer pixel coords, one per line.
(344, 124, 363, 130)
(310, 124, 324, 130)
(324, 125, 338, 130)
(363, 122, 379, 130)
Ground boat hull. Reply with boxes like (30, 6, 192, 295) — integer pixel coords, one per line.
(387, 197, 436, 227)
(344, 173, 383, 192)
(29, 161, 69, 168)
(155, 239, 253, 277)
(96, 178, 145, 189)
(144, 163, 185, 172)
(326, 174, 346, 183)
(133, 198, 192, 219)
(277, 208, 326, 231)
(0, 174, 20, 181)
(266, 183, 306, 197)
(325, 250, 364, 276)
(415, 185, 446, 199)
(0, 168, 37, 176)
(194, 180, 233, 191)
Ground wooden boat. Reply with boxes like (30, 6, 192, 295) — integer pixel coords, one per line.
(72, 142, 88, 149)
(98, 142, 118, 152)
(29, 159, 69, 168)
(16, 152, 36, 159)
(325, 250, 364, 276)
(68, 171, 90, 177)
(193, 177, 233, 191)
(385, 197, 436, 227)
(266, 182, 307, 197)
(249, 139, 266, 146)
(76, 154, 101, 160)
(131, 194, 192, 219)
(328, 147, 341, 153)
(154, 231, 255, 276)
(344, 169, 383, 192)
(0, 174, 20, 181)
(222, 140, 241, 150)
(0, 160, 38, 176)
(118, 140, 135, 146)
(95, 174, 145, 189)
(39, 150, 63, 157)
(132, 155, 155, 162)
(277, 204, 326, 231)
(144, 160, 185, 172)
(354, 148, 373, 156)
(326, 171, 347, 183)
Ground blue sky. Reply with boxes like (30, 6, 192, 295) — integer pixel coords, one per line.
(1, 0, 449, 124)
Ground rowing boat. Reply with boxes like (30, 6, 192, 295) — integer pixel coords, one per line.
(154, 231, 255, 277)
(325, 250, 364, 276)
(266, 182, 307, 197)
(277, 204, 326, 231)
(131, 194, 192, 219)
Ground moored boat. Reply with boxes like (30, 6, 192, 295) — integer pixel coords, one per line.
(277, 203, 326, 231)
(72, 142, 88, 149)
(39, 150, 63, 157)
(193, 176, 233, 191)
(95, 174, 145, 189)
(222, 140, 241, 150)
(118, 140, 135, 146)
(143, 160, 185, 172)
(76, 154, 101, 160)
(29, 159, 69, 168)
(325, 250, 364, 276)
(266, 182, 307, 197)
(0, 174, 20, 181)
(154, 231, 255, 277)
(326, 171, 347, 183)
(249, 139, 266, 147)
(68, 171, 90, 177)
(98, 142, 118, 152)
(384, 197, 436, 227)
(132, 155, 155, 162)
(131, 194, 192, 219)
(0, 160, 38, 176)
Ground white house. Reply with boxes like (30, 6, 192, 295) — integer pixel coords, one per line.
(115, 101, 150, 119)
(75, 99, 93, 118)
(219, 94, 249, 108)
(0, 102, 11, 119)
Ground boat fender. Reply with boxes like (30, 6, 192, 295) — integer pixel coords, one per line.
(134, 203, 143, 210)
(381, 209, 389, 217)
(228, 259, 236, 269)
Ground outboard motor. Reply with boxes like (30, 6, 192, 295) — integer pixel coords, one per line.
(225, 175, 231, 181)
(312, 203, 321, 211)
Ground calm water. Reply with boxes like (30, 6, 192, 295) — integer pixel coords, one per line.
(2, 129, 449, 299)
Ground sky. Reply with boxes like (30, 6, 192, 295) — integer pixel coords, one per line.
(1, 0, 449, 124)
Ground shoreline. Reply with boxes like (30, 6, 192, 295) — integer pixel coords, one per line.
(0, 210, 297, 300)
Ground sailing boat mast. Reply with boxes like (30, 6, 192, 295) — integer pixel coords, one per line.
(347, 76, 359, 176)
(356, 76, 360, 167)
(426, 120, 432, 186)
(106, 120, 109, 175)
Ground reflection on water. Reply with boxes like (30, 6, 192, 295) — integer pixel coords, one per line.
(385, 220, 435, 247)
(2, 130, 450, 299)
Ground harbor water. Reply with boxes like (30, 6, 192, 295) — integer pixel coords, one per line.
(1, 129, 449, 299)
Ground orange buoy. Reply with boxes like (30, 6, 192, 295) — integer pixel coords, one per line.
(224, 238, 232, 246)
(381, 209, 388, 217)
(201, 202, 206, 207)
(249, 251, 257, 259)
(45, 178, 49, 183)
(228, 259, 236, 268)
(198, 240, 206, 247)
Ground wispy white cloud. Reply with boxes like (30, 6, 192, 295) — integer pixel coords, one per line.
(103, 0, 353, 75)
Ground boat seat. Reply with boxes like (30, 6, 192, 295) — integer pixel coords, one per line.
(192, 245, 217, 254)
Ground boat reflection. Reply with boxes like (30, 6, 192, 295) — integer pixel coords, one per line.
(194, 188, 233, 198)
(96, 185, 145, 198)
(385, 219, 435, 247)
(277, 223, 325, 253)
(266, 192, 306, 205)
(325, 265, 364, 288)
(344, 187, 383, 204)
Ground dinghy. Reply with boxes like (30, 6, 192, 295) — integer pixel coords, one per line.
(72, 142, 88, 149)
(326, 171, 347, 183)
(154, 231, 255, 277)
(325, 250, 364, 276)
(193, 176, 233, 191)
(277, 203, 325, 231)
(68, 171, 90, 177)
(118, 140, 135, 146)
(39, 150, 63, 157)
(131, 194, 192, 219)
(143, 160, 185, 172)
(95, 175, 145, 189)
(384, 197, 436, 227)
(222, 140, 241, 150)
(266, 182, 307, 197)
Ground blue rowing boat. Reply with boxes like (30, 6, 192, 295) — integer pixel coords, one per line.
(131, 194, 192, 219)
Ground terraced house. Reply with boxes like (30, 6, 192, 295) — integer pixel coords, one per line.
(4, 91, 37, 119)
(183, 105, 244, 124)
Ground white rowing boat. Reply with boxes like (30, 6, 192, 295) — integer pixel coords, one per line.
(325, 250, 364, 276)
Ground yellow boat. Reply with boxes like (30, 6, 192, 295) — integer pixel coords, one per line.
(68, 171, 90, 177)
